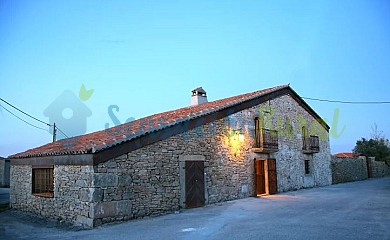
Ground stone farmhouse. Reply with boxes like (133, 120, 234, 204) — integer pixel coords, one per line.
(9, 85, 332, 228)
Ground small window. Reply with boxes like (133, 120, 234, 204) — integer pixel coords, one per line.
(32, 167, 54, 197)
(304, 160, 310, 175)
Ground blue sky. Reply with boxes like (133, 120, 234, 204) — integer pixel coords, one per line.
(1, 0, 389, 157)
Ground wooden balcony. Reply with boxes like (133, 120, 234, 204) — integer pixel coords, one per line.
(302, 136, 320, 154)
(252, 128, 278, 153)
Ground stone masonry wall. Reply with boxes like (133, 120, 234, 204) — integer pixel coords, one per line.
(262, 95, 332, 191)
(331, 157, 368, 184)
(10, 93, 332, 227)
(93, 117, 256, 225)
(10, 165, 95, 227)
(369, 157, 390, 178)
(93, 94, 332, 224)
(331, 156, 390, 184)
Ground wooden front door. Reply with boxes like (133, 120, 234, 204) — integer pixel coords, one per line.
(185, 161, 205, 208)
(267, 159, 278, 194)
(255, 159, 266, 195)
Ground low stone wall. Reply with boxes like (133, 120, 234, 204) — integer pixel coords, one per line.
(369, 157, 390, 178)
(331, 156, 390, 184)
(331, 157, 368, 184)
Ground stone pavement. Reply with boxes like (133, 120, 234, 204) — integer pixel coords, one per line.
(0, 188, 9, 205)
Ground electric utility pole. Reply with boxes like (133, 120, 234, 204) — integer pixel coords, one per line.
(52, 122, 57, 142)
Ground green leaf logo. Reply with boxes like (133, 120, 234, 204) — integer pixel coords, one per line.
(79, 84, 94, 101)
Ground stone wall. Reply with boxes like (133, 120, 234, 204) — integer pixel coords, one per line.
(331, 157, 368, 184)
(92, 94, 332, 225)
(369, 157, 390, 178)
(331, 156, 390, 184)
(262, 95, 332, 191)
(93, 117, 256, 225)
(10, 93, 332, 227)
(0, 158, 10, 187)
(10, 165, 95, 227)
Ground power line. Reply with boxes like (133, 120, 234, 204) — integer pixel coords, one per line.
(56, 126, 69, 138)
(302, 97, 390, 104)
(0, 98, 50, 125)
(0, 97, 69, 139)
(0, 104, 50, 133)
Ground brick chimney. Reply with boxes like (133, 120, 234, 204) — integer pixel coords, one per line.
(190, 87, 208, 106)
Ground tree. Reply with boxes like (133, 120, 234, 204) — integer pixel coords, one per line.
(370, 123, 385, 141)
(353, 124, 390, 166)
(353, 138, 390, 167)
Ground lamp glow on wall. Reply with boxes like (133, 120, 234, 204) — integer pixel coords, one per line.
(221, 127, 246, 157)
(232, 129, 245, 156)
(233, 129, 245, 142)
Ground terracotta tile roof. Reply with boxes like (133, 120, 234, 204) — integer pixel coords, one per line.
(10, 85, 289, 159)
(333, 152, 356, 158)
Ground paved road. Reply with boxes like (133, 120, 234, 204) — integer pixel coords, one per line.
(0, 178, 389, 240)
(0, 188, 9, 205)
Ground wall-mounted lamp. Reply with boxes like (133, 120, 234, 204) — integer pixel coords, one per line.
(233, 129, 245, 142)
(238, 133, 245, 142)
(222, 128, 246, 157)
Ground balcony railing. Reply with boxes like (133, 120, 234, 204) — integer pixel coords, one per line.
(302, 135, 320, 153)
(253, 128, 278, 153)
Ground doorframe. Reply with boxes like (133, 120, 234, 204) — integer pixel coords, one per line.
(179, 155, 208, 209)
(255, 158, 269, 196)
(267, 158, 278, 194)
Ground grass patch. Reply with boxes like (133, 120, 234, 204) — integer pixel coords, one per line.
(0, 203, 10, 212)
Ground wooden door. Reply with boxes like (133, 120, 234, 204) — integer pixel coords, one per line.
(267, 159, 278, 194)
(185, 161, 205, 208)
(255, 160, 266, 195)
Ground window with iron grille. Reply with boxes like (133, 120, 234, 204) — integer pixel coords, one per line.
(304, 160, 310, 175)
(32, 167, 54, 197)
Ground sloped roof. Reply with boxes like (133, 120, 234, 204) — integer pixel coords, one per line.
(10, 85, 329, 160)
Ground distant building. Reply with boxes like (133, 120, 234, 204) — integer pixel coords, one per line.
(333, 152, 357, 158)
(9, 85, 332, 228)
(0, 157, 10, 187)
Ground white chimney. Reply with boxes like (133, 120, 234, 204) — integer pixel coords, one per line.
(190, 87, 208, 106)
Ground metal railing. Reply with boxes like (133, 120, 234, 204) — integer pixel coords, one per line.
(255, 128, 278, 151)
(303, 135, 319, 153)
